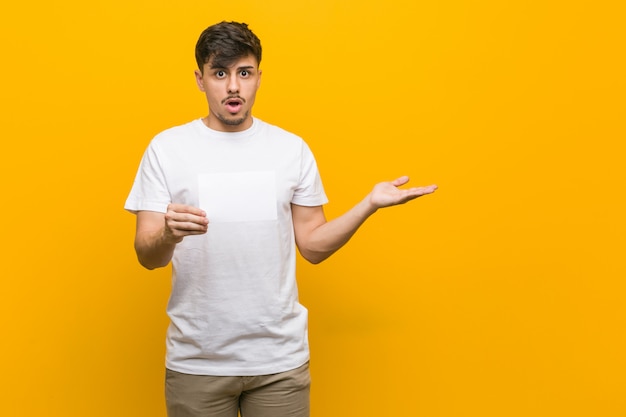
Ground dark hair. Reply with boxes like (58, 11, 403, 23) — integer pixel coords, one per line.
(195, 21, 262, 73)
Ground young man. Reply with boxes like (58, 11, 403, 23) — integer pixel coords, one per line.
(125, 21, 437, 417)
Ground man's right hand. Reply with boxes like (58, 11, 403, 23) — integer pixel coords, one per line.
(134, 204, 208, 269)
(163, 203, 209, 243)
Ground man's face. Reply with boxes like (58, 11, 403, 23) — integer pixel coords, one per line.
(195, 54, 262, 132)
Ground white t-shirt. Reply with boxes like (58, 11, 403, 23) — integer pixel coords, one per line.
(125, 118, 328, 376)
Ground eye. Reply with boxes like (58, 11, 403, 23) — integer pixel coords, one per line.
(215, 70, 226, 78)
(240, 70, 249, 78)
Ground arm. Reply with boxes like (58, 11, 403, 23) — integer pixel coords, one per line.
(292, 176, 437, 264)
(134, 204, 208, 270)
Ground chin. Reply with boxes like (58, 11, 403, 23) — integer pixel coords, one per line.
(218, 112, 249, 126)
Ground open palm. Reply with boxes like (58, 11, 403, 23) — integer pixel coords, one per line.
(369, 176, 438, 208)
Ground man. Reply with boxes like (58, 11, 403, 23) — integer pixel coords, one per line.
(125, 21, 437, 417)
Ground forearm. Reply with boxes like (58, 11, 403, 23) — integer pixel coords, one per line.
(134, 228, 179, 270)
(300, 195, 378, 264)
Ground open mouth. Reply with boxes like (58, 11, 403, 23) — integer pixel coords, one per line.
(223, 97, 244, 113)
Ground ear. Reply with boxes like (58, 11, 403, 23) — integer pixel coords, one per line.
(257, 69, 262, 89)
(194, 70, 205, 92)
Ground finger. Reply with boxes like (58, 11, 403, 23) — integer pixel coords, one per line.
(408, 185, 438, 196)
(165, 216, 209, 236)
(167, 203, 207, 217)
(165, 210, 209, 227)
(169, 220, 208, 233)
(165, 223, 208, 241)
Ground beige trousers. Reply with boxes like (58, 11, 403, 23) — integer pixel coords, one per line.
(165, 362, 310, 417)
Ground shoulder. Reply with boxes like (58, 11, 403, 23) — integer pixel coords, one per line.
(254, 118, 305, 144)
(141, 120, 206, 158)
(151, 120, 202, 145)
(253, 118, 318, 160)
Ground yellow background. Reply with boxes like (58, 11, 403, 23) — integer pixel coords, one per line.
(2, 1, 624, 416)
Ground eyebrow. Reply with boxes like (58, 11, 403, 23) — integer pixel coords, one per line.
(210, 64, 256, 71)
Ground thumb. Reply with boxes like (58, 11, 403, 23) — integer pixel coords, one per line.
(391, 175, 410, 187)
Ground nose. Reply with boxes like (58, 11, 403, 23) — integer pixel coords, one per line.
(227, 75, 239, 94)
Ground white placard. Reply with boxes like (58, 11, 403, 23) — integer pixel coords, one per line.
(198, 171, 277, 223)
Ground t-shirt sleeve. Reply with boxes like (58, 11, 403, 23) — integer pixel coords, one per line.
(291, 142, 328, 207)
(124, 142, 171, 214)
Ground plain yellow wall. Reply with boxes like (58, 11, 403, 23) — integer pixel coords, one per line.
(2, 1, 625, 416)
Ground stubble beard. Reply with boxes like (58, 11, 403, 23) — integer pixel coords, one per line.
(217, 110, 249, 126)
